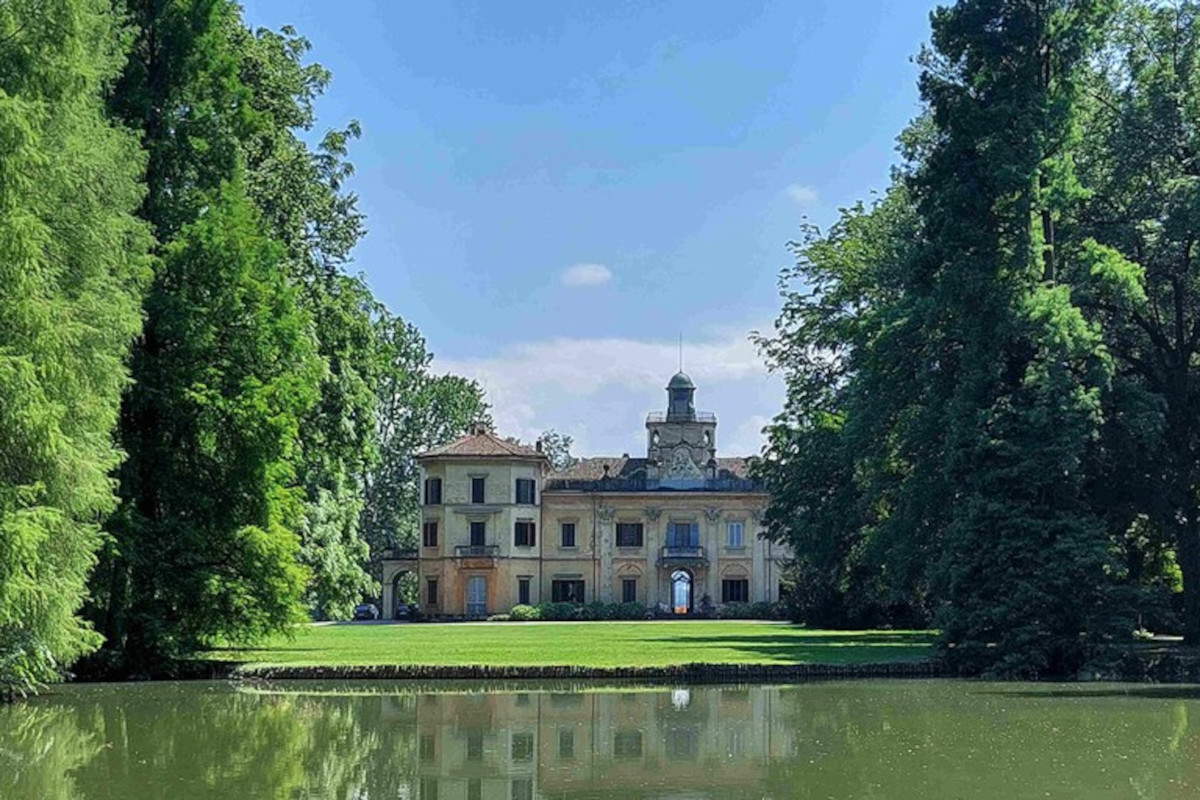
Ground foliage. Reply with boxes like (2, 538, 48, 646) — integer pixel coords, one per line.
(757, 0, 1141, 676)
(538, 429, 578, 471)
(96, 178, 319, 668)
(1070, 1, 1200, 642)
(508, 604, 540, 621)
(360, 315, 489, 554)
(231, 22, 378, 620)
(0, 0, 151, 696)
(716, 602, 785, 620)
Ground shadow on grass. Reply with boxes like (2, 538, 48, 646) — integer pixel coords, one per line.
(640, 632, 936, 663)
(206, 646, 320, 654)
(984, 686, 1200, 701)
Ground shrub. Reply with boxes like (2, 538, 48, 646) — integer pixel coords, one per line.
(613, 602, 649, 620)
(717, 601, 785, 620)
(535, 602, 579, 621)
(509, 604, 541, 621)
(486, 614, 511, 622)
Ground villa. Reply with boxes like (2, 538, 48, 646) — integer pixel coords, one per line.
(381, 372, 784, 618)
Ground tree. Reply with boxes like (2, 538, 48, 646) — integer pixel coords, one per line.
(0, 0, 151, 696)
(538, 429, 578, 472)
(89, 0, 322, 672)
(1072, 0, 1200, 642)
(360, 314, 490, 554)
(233, 23, 376, 619)
(759, 0, 1132, 675)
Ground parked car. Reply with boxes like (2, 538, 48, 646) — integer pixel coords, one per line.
(394, 603, 416, 619)
(353, 603, 380, 621)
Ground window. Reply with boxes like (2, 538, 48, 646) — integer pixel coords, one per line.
(420, 779, 439, 800)
(470, 521, 486, 546)
(466, 732, 483, 761)
(551, 579, 585, 603)
(512, 779, 533, 800)
(471, 476, 486, 504)
(615, 522, 643, 547)
(560, 522, 576, 547)
(420, 733, 436, 762)
(423, 477, 442, 505)
(514, 520, 536, 547)
(621, 577, 637, 603)
(667, 522, 699, 548)
(518, 577, 531, 606)
(727, 521, 744, 548)
(467, 779, 481, 800)
(515, 478, 536, 505)
(422, 521, 438, 547)
(511, 732, 533, 762)
(426, 578, 439, 606)
(558, 728, 575, 759)
(722, 579, 750, 603)
(613, 730, 643, 758)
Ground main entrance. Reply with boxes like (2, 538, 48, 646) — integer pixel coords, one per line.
(671, 569, 692, 614)
(466, 575, 487, 617)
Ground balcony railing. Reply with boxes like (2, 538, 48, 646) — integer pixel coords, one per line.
(658, 545, 708, 566)
(454, 544, 500, 558)
(379, 547, 418, 561)
(646, 411, 717, 424)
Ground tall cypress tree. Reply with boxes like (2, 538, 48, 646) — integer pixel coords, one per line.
(913, 0, 1125, 675)
(90, 0, 321, 671)
(0, 0, 151, 695)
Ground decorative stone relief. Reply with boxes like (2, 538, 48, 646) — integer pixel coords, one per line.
(664, 446, 703, 479)
(704, 507, 722, 522)
(644, 506, 662, 521)
(597, 505, 616, 522)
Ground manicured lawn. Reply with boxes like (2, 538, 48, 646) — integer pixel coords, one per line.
(207, 621, 934, 669)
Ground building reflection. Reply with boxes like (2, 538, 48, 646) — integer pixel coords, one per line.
(400, 685, 796, 800)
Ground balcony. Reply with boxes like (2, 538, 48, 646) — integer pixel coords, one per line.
(379, 547, 418, 562)
(454, 544, 500, 567)
(657, 545, 708, 567)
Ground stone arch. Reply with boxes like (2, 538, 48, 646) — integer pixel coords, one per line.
(720, 563, 750, 579)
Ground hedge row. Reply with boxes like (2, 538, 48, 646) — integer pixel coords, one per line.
(482, 600, 789, 622)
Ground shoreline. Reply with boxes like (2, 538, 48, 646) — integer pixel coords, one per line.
(232, 659, 945, 683)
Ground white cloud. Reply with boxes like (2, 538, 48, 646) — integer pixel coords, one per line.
(434, 329, 783, 457)
(785, 183, 819, 207)
(561, 262, 613, 287)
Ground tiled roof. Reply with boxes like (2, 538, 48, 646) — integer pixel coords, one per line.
(546, 455, 758, 490)
(549, 456, 649, 481)
(418, 431, 545, 460)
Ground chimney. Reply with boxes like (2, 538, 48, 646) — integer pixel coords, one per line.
(536, 439, 543, 453)
(602, 464, 610, 478)
(470, 421, 489, 436)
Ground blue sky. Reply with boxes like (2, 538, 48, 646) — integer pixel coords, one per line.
(240, 0, 939, 456)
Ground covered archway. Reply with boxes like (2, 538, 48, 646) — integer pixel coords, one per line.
(671, 569, 693, 614)
(380, 550, 419, 620)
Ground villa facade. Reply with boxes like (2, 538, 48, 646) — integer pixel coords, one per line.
(381, 372, 783, 618)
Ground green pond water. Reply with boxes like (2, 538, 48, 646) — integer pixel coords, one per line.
(2, 680, 1199, 799)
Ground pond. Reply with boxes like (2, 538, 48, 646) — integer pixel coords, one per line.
(3, 679, 1199, 798)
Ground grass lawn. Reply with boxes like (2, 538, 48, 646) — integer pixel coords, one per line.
(207, 621, 934, 670)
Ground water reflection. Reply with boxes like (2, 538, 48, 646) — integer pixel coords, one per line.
(3, 680, 1200, 798)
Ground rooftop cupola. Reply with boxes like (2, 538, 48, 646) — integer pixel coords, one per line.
(666, 371, 696, 421)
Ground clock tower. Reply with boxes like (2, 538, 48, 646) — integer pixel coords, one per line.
(646, 371, 718, 488)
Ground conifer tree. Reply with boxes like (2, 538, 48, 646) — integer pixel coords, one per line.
(90, 0, 321, 670)
(0, 0, 151, 695)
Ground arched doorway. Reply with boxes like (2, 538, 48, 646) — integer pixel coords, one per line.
(671, 569, 692, 614)
(391, 570, 417, 618)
